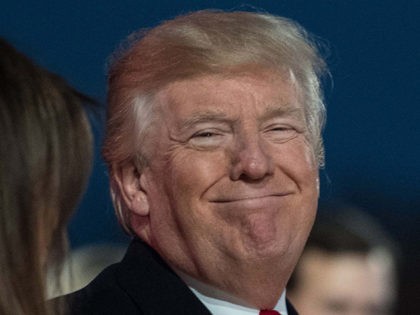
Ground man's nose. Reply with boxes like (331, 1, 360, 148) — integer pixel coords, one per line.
(229, 133, 274, 181)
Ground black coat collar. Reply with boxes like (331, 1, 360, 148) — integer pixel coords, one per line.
(65, 238, 298, 315)
(115, 238, 212, 314)
(118, 239, 298, 314)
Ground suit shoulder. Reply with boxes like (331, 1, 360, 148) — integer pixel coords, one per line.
(64, 264, 142, 315)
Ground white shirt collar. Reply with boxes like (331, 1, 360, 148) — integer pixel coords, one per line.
(177, 270, 288, 315)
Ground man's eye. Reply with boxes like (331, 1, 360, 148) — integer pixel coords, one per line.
(188, 130, 226, 149)
(265, 125, 299, 142)
(271, 127, 290, 131)
(193, 131, 215, 138)
(268, 125, 295, 133)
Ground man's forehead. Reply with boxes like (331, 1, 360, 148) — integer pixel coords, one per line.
(155, 71, 301, 116)
(162, 69, 292, 90)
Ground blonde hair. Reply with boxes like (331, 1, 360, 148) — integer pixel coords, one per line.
(0, 38, 93, 315)
(102, 10, 328, 234)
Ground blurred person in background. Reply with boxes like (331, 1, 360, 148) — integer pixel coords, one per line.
(47, 243, 126, 298)
(287, 204, 399, 315)
(0, 38, 94, 315)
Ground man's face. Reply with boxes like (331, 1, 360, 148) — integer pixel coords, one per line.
(132, 70, 318, 287)
(288, 250, 396, 315)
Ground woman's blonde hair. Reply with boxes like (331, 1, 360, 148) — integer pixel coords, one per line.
(0, 38, 93, 315)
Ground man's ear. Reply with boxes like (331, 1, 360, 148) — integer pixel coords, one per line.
(113, 162, 150, 216)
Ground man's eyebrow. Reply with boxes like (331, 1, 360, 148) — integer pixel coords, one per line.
(258, 105, 305, 123)
(180, 112, 232, 130)
(178, 106, 304, 131)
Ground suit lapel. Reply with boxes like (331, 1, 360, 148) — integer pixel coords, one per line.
(116, 239, 212, 315)
(286, 298, 299, 315)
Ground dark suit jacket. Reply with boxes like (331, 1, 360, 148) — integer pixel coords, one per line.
(63, 238, 298, 315)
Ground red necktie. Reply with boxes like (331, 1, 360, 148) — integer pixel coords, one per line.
(260, 310, 281, 315)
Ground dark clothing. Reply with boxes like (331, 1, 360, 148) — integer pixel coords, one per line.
(62, 238, 298, 315)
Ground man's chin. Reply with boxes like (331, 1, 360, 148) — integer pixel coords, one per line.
(235, 236, 290, 264)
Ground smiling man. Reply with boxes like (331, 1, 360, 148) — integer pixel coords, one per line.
(64, 10, 328, 315)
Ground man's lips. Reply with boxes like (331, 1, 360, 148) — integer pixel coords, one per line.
(209, 192, 293, 203)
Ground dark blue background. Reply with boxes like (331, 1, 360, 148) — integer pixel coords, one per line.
(2, 1, 419, 313)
